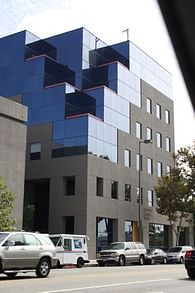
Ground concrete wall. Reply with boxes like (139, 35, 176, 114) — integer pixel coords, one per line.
(0, 96, 27, 229)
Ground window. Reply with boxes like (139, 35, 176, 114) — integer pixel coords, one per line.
(64, 176, 75, 195)
(136, 122, 142, 139)
(156, 104, 161, 119)
(149, 224, 167, 248)
(166, 165, 171, 175)
(63, 239, 72, 250)
(157, 161, 163, 177)
(96, 177, 103, 197)
(64, 216, 74, 234)
(147, 158, 153, 174)
(136, 154, 142, 171)
(124, 149, 131, 167)
(166, 137, 171, 152)
(136, 187, 143, 204)
(30, 142, 41, 160)
(111, 181, 118, 199)
(165, 109, 170, 124)
(156, 132, 162, 148)
(24, 234, 41, 246)
(96, 217, 114, 252)
(148, 190, 153, 207)
(147, 127, 152, 140)
(125, 184, 131, 201)
(5, 234, 25, 246)
(125, 221, 132, 241)
(146, 97, 152, 114)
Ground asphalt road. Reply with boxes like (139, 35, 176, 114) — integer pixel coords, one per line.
(0, 264, 194, 293)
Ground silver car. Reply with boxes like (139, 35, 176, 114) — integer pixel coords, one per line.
(166, 245, 193, 263)
(0, 231, 58, 278)
(97, 241, 147, 266)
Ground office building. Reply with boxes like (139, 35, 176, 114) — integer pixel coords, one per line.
(0, 28, 193, 257)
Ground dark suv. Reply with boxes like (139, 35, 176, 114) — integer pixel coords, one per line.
(0, 231, 58, 278)
(97, 241, 147, 266)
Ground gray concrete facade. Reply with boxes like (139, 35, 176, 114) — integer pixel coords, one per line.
(0, 96, 27, 229)
(24, 80, 193, 258)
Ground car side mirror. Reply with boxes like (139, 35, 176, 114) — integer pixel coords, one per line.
(125, 247, 130, 250)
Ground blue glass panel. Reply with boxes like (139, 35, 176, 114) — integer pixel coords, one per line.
(44, 86, 64, 106)
(111, 41, 130, 62)
(96, 106, 104, 120)
(85, 88, 104, 106)
(76, 135, 88, 145)
(108, 63, 117, 79)
(64, 116, 88, 138)
(11, 64, 24, 80)
(23, 75, 44, 92)
(25, 58, 45, 77)
(29, 103, 64, 124)
(108, 80, 117, 92)
(53, 120, 65, 139)
(8, 80, 23, 96)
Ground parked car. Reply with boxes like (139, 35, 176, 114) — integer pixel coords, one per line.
(96, 241, 147, 266)
(166, 246, 193, 264)
(145, 248, 167, 264)
(184, 249, 195, 279)
(0, 231, 58, 278)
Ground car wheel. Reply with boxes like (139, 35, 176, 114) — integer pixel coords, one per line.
(139, 255, 145, 265)
(163, 257, 167, 264)
(118, 255, 125, 266)
(5, 272, 17, 278)
(187, 269, 195, 279)
(151, 258, 155, 265)
(36, 258, 50, 278)
(180, 256, 184, 264)
(77, 257, 84, 268)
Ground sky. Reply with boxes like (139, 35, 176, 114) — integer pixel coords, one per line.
(0, 0, 194, 150)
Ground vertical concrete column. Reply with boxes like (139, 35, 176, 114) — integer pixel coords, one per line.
(86, 215, 97, 259)
(142, 220, 149, 247)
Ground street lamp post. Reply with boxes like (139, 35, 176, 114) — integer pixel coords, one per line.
(138, 139, 152, 242)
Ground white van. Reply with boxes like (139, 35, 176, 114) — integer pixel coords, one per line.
(49, 234, 90, 268)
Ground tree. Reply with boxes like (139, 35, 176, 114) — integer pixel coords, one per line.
(0, 177, 16, 231)
(155, 142, 195, 245)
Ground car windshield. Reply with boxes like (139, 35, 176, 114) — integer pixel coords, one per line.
(107, 243, 124, 250)
(0, 233, 9, 244)
(168, 247, 182, 252)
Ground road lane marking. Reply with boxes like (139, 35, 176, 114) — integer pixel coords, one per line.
(39, 278, 173, 293)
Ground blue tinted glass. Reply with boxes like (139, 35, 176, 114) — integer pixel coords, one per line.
(44, 86, 64, 106)
(23, 75, 44, 92)
(64, 116, 88, 138)
(53, 120, 65, 139)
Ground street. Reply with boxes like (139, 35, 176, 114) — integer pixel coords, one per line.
(0, 264, 194, 293)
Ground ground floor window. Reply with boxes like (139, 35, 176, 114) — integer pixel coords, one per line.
(96, 217, 113, 252)
(125, 221, 133, 241)
(149, 223, 168, 249)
